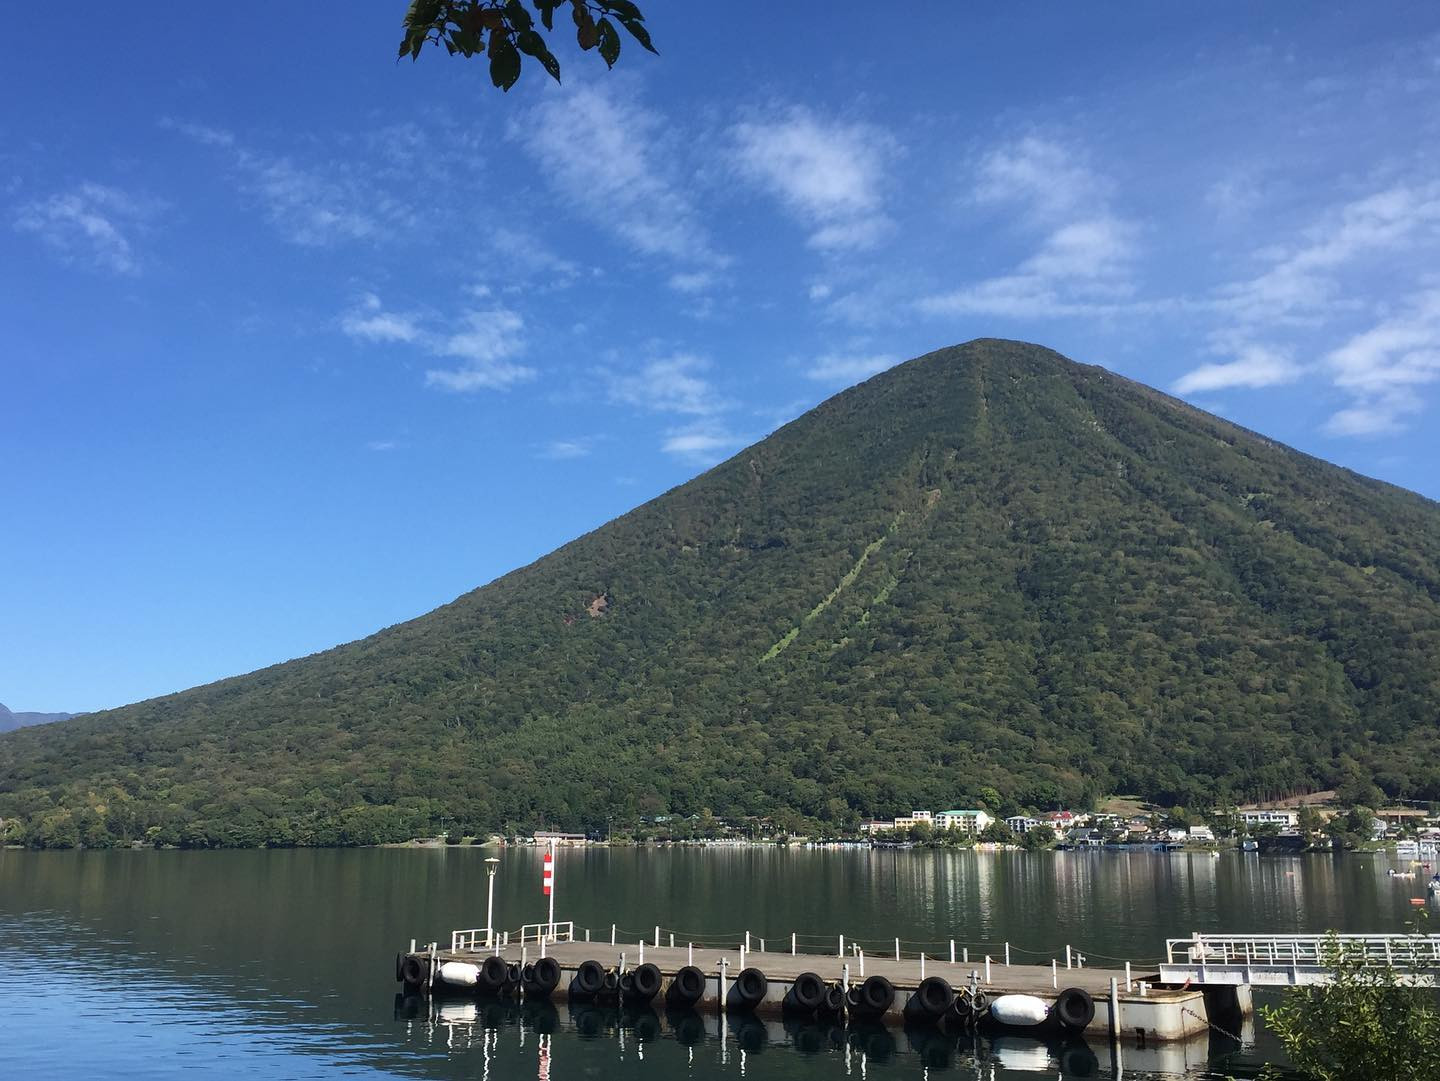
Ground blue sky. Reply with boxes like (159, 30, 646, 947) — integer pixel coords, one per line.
(4, 4, 1440, 713)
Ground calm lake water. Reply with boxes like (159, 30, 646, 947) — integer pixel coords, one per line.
(0, 846, 1431, 1079)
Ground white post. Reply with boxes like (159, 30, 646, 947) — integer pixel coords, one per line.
(486, 863, 498, 948)
(920, 954, 926, 980)
(792, 933, 797, 956)
(540, 938, 546, 959)
(1109, 977, 1120, 1041)
(619, 951, 626, 974)
(585, 928, 591, 942)
(985, 955, 991, 983)
(1140, 981, 1148, 997)
(895, 937, 901, 961)
(1005, 942, 1011, 967)
(963, 947, 969, 964)
(1066, 945, 1073, 970)
(842, 963, 850, 992)
(670, 933, 674, 948)
(949, 939, 955, 964)
(522, 945, 529, 966)
(740, 945, 746, 969)
(410, 938, 416, 953)
(759, 938, 765, 953)
(1125, 961, 1132, 992)
(859, 949, 865, 977)
(745, 931, 751, 952)
(839, 934, 845, 958)
(546, 839, 556, 941)
(719, 959, 728, 1012)
(688, 942, 694, 965)
(655, 925, 660, 948)
(611, 924, 616, 946)
(639, 941, 645, 964)
(1052, 959, 1058, 988)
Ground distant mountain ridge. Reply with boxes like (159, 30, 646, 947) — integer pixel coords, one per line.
(1, 339, 1437, 848)
(0, 703, 74, 733)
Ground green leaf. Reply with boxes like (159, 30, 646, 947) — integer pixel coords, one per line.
(404, 0, 444, 32)
(617, 15, 656, 54)
(504, 0, 534, 33)
(597, 17, 620, 67)
(517, 30, 562, 82)
(489, 35, 522, 90)
(536, 0, 557, 31)
(601, 1, 643, 21)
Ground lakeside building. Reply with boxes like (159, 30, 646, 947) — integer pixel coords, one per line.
(1006, 815, 1041, 834)
(935, 809, 993, 834)
(1240, 810, 1299, 829)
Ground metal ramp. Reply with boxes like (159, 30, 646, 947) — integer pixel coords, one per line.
(1159, 933, 1440, 986)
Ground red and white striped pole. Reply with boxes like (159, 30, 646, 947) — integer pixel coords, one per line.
(542, 840, 556, 940)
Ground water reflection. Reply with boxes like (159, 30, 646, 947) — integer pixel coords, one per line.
(0, 848, 1360, 1078)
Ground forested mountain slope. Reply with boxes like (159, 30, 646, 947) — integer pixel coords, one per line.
(3, 339, 1438, 847)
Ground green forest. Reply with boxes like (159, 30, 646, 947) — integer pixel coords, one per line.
(3, 339, 1438, 848)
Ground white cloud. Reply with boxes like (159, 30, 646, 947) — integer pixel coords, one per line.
(14, 182, 149, 274)
(605, 354, 726, 415)
(367, 440, 399, 452)
(668, 271, 716, 294)
(973, 135, 1105, 222)
(731, 107, 894, 251)
(515, 83, 719, 266)
(340, 294, 421, 343)
(1173, 344, 1304, 394)
(806, 353, 899, 385)
(918, 138, 1141, 319)
(661, 420, 748, 463)
(340, 294, 535, 393)
(1218, 182, 1440, 324)
(169, 119, 417, 247)
(1321, 290, 1440, 436)
(539, 439, 593, 460)
(426, 309, 535, 391)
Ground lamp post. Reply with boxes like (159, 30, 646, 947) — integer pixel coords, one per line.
(484, 857, 500, 948)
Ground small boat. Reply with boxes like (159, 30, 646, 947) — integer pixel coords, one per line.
(1240, 838, 1259, 852)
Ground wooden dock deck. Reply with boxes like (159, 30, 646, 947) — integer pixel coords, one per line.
(404, 938, 1244, 1043)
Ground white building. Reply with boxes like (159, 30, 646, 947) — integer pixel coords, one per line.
(936, 809, 993, 834)
(1241, 810, 1299, 829)
(1006, 815, 1040, 834)
(1188, 825, 1215, 843)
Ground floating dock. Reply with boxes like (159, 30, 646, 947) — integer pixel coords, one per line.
(396, 924, 1251, 1045)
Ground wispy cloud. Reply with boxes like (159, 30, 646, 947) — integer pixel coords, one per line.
(661, 420, 748, 464)
(1322, 289, 1440, 436)
(731, 107, 894, 251)
(13, 182, 151, 274)
(805, 353, 899, 385)
(167, 118, 418, 247)
(917, 137, 1141, 318)
(340, 293, 422, 343)
(604, 354, 728, 415)
(515, 82, 720, 267)
(339, 294, 535, 392)
(1216, 182, 1440, 325)
(538, 438, 594, 460)
(1173, 343, 1303, 394)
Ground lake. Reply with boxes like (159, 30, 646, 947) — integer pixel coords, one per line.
(0, 845, 1429, 1079)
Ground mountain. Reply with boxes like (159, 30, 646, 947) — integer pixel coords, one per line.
(2, 339, 1438, 848)
(0, 703, 73, 734)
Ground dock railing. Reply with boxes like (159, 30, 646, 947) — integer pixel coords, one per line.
(517, 921, 574, 945)
(1166, 932, 1440, 968)
(451, 927, 493, 951)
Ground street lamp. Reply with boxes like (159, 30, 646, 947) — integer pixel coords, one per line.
(484, 857, 500, 948)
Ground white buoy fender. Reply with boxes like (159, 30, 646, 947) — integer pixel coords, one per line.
(437, 961, 481, 987)
(438, 1002, 478, 1023)
(989, 993, 1050, 1027)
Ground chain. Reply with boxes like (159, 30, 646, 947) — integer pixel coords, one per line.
(1181, 1005, 1243, 1042)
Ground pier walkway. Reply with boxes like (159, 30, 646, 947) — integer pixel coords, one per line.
(1160, 932, 1440, 987)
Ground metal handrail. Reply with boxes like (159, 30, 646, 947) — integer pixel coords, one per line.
(1166, 933, 1440, 967)
(516, 921, 575, 944)
(451, 927, 493, 951)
